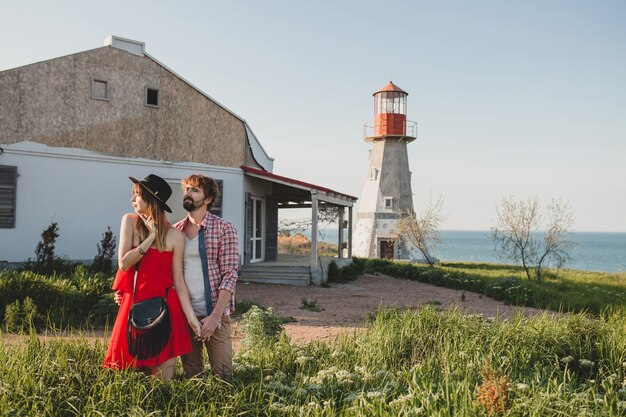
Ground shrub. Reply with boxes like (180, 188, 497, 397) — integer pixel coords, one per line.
(327, 260, 340, 282)
(90, 293, 118, 326)
(300, 298, 324, 312)
(4, 297, 40, 333)
(0, 270, 87, 328)
(91, 226, 116, 275)
(241, 305, 284, 350)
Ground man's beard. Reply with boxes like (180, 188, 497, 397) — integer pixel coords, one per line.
(183, 198, 196, 212)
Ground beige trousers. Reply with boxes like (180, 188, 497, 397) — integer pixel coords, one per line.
(181, 314, 232, 379)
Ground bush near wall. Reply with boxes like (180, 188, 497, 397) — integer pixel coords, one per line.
(0, 268, 116, 330)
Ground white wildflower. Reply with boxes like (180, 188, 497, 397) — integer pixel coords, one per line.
(389, 393, 414, 407)
(354, 366, 368, 374)
(516, 383, 530, 390)
(366, 390, 384, 399)
(561, 356, 575, 364)
(579, 359, 594, 368)
(376, 369, 390, 378)
(295, 355, 314, 366)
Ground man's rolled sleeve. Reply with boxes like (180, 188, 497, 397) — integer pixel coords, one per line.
(218, 222, 239, 294)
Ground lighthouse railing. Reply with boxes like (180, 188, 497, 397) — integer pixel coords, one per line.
(363, 120, 418, 140)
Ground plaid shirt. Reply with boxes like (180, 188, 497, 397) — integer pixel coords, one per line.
(175, 212, 239, 315)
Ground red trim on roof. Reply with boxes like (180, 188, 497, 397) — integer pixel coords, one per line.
(241, 165, 358, 200)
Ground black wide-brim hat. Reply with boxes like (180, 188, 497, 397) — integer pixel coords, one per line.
(129, 174, 173, 213)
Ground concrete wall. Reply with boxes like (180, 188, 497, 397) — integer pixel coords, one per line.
(0, 142, 245, 262)
(0, 46, 246, 168)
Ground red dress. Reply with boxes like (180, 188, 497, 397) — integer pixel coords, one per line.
(103, 249, 192, 369)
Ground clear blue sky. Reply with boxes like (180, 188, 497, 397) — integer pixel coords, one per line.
(2, 0, 625, 232)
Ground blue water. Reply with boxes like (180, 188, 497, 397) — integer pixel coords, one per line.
(306, 229, 626, 273)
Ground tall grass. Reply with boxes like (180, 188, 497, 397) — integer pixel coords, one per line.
(1, 307, 625, 416)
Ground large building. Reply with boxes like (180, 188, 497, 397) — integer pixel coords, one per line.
(0, 36, 356, 285)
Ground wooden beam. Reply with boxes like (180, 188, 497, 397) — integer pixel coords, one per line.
(338, 207, 344, 259)
(311, 193, 318, 268)
(348, 206, 353, 258)
(317, 193, 355, 207)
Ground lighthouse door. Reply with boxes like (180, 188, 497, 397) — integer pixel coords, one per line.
(380, 240, 394, 259)
(250, 197, 264, 263)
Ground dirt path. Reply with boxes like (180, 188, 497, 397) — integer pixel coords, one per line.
(235, 273, 549, 345)
(2, 274, 549, 348)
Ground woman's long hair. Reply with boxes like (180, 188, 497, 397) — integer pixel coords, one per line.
(133, 183, 169, 251)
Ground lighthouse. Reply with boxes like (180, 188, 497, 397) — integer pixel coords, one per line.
(352, 81, 418, 260)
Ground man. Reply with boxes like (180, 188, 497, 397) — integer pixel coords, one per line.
(174, 174, 239, 379)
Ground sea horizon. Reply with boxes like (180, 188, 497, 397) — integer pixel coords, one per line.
(299, 228, 626, 273)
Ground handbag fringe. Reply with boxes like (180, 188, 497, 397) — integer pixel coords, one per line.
(127, 311, 171, 360)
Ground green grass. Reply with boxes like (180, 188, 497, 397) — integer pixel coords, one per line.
(440, 262, 626, 314)
(334, 258, 626, 315)
(1, 307, 625, 416)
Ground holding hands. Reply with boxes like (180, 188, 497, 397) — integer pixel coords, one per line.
(189, 317, 203, 340)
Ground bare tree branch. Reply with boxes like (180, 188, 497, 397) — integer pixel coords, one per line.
(491, 196, 576, 282)
(396, 195, 446, 267)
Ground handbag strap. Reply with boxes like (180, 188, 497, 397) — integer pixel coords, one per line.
(132, 259, 141, 304)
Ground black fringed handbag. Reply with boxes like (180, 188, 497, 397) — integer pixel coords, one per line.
(127, 260, 171, 360)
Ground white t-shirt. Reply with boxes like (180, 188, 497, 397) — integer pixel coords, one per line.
(183, 235, 207, 316)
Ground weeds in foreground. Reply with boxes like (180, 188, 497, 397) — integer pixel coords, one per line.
(2, 307, 625, 416)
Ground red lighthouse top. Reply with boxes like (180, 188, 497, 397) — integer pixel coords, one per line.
(374, 81, 408, 95)
(373, 81, 408, 136)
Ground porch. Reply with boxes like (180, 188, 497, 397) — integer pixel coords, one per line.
(239, 254, 311, 286)
(239, 254, 353, 287)
(241, 165, 358, 286)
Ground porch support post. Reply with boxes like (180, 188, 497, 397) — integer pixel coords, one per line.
(348, 206, 353, 258)
(338, 206, 344, 259)
(311, 192, 319, 269)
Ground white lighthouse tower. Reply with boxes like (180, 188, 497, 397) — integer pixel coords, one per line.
(352, 81, 418, 259)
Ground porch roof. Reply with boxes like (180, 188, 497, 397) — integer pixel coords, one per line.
(241, 165, 358, 207)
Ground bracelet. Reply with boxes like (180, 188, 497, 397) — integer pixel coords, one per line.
(137, 247, 146, 256)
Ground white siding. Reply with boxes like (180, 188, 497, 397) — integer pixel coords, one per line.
(0, 141, 245, 262)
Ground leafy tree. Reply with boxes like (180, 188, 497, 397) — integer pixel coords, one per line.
(91, 226, 117, 275)
(396, 196, 445, 267)
(491, 196, 575, 282)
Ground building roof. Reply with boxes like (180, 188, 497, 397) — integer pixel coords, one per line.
(241, 165, 358, 202)
(374, 81, 408, 95)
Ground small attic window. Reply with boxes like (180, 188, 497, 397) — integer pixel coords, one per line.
(91, 79, 109, 101)
(145, 87, 160, 107)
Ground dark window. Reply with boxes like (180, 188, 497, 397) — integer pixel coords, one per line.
(145, 88, 160, 107)
(0, 165, 17, 228)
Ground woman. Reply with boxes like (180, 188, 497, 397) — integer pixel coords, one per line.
(103, 174, 202, 380)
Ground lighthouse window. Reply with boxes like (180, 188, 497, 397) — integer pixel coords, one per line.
(384, 197, 393, 210)
(369, 168, 379, 181)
